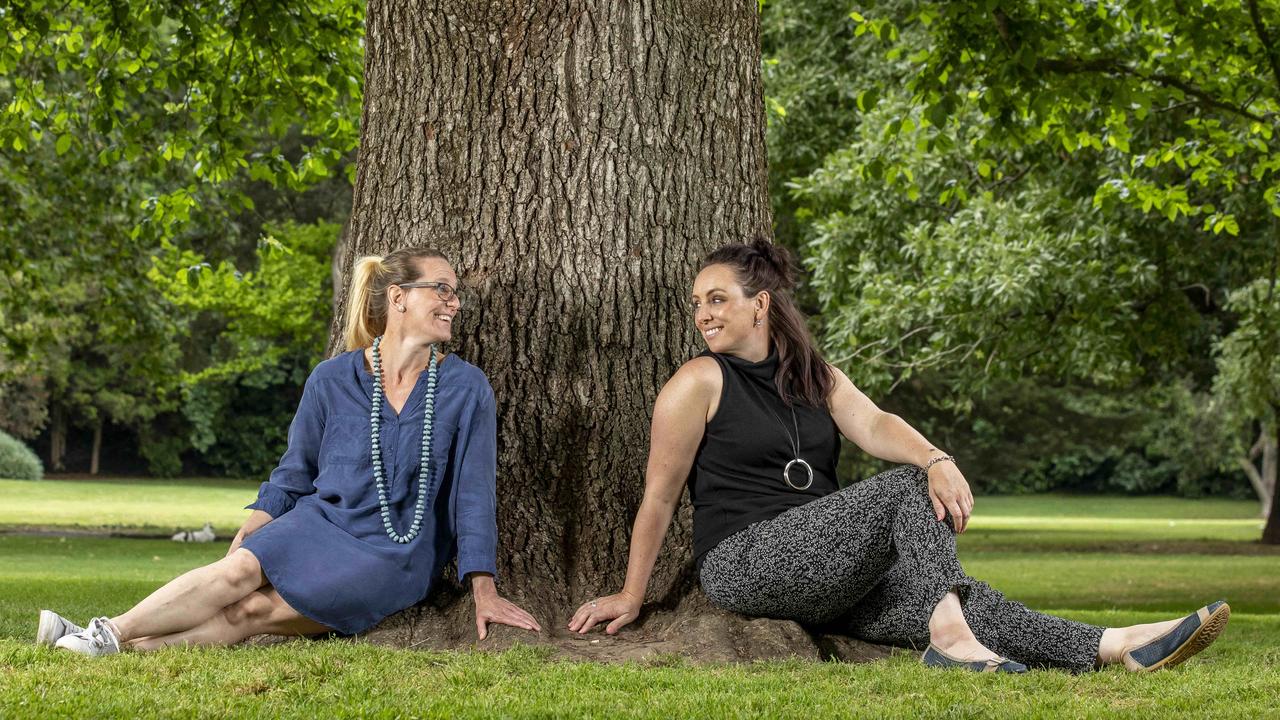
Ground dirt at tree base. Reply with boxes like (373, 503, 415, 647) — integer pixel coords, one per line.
(267, 588, 898, 665)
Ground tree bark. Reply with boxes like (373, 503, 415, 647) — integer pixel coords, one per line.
(1264, 426, 1280, 545)
(49, 402, 66, 472)
(89, 422, 102, 476)
(328, 0, 863, 659)
(1239, 426, 1275, 519)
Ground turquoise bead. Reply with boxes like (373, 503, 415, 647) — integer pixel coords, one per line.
(370, 335, 438, 543)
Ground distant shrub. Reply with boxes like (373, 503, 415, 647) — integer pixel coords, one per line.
(0, 430, 42, 480)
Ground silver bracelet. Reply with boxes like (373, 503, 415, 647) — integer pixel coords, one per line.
(922, 454, 956, 472)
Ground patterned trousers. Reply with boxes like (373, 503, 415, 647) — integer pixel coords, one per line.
(699, 465, 1104, 672)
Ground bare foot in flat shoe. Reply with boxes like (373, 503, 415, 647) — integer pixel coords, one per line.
(934, 636, 1002, 664)
(1097, 618, 1183, 665)
(1098, 602, 1230, 670)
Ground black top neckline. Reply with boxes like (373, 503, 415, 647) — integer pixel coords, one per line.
(716, 349, 779, 383)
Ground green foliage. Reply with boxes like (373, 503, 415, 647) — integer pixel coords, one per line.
(842, 377, 1243, 497)
(0, 0, 363, 240)
(0, 430, 41, 481)
(1212, 276, 1280, 448)
(0, 0, 356, 477)
(143, 221, 336, 477)
(0, 371, 47, 440)
(795, 87, 1200, 398)
(853, 1, 1280, 231)
(762, 0, 882, 247)
(0, 136, 188, 457)
(770, 0, 1280, 503)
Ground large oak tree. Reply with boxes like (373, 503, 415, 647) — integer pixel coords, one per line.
(332, 0, 872, 659)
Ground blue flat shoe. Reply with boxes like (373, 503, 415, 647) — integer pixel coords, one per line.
(921, 644, 1028, 673)
(1122, 600, 1230, 672)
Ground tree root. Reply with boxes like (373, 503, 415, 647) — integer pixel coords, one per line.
(339, 587, 898, 665)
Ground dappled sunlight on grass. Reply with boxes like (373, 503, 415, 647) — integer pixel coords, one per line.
(973, 495, 1261, 520)
(0, 478, 258, 533)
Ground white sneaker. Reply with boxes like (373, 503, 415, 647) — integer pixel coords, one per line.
(54, 617, 121, 657)
(36, 610, 83, 646)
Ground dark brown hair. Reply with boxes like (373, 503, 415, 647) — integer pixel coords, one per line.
(343, 246, 448, 350)
(701, 239, 834, 407)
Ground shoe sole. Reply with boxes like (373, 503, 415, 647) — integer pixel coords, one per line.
(1126, 603, 1231, 672)
(36, 610, 66, 646)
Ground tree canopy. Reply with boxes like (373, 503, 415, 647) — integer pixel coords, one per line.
(0, 0, 358, 473)
(1, 0, 1274, 532)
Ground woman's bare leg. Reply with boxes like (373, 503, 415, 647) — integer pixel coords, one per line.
(109, 549, 267, 643)
(928, 590, 1000, 661)
(129, 587, 331, 651)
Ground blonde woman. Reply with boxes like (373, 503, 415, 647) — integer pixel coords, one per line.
(42, 247, 539, 655)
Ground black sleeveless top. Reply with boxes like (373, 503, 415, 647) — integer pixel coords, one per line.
(688, 350, 841, 568)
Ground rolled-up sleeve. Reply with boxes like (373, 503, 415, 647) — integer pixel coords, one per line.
(246, 372, 325, 518)
(451, 384, 499, 581)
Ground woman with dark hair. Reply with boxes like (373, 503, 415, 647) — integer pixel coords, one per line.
(570, 239, 1227, 673)
(41, 248, 540, 655)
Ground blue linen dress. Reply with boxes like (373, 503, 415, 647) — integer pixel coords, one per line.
(240, 349, 498, 635)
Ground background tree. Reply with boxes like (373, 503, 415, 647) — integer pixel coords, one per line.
(786, 0, 1280, 539)
(0, 0, 358, 475)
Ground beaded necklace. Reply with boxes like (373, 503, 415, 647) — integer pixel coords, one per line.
(370, 335, 438, 543)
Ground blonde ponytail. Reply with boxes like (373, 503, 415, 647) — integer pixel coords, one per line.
(344, 256, 389, 351)
(341, 247, 451, 351)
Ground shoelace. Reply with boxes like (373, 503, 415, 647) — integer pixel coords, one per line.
(85, 618, 111, 649)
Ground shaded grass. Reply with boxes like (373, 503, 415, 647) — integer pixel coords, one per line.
(1, 489, 1277, 718)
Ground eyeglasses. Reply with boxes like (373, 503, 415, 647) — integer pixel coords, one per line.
(396, 281, 461, 303)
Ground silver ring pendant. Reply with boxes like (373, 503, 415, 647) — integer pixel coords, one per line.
(783, 458, 814, 491)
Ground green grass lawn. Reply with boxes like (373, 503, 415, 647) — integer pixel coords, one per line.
(1, 479, 1278, 718)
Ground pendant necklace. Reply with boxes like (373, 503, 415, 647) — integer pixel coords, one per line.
(742, 374, 814, 491)
(370, 335, 438, 543)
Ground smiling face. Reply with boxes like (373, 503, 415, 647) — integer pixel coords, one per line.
(691, 263, 768, 355)
(388, 257, 461, 345)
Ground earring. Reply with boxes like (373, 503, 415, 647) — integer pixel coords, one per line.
(396, 304, 406, 313)
(753, 318, 762, 327)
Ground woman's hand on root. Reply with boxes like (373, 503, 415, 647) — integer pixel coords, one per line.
(927, 462, 975, 533)
(568, 591, 642, 635)
(473, 592, 541, 641)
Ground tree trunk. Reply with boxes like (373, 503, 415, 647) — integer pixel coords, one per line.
(90, 422, 102, 476)
(1264, 426, 1280, 545)
(49, 403, 66, 472)
(1239, 426, 1275, 519)
(328, 0, 889, 661)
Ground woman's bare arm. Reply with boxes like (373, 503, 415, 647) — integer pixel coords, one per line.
(826, 365, 975, 531)
(226, 510, 274, 556)
(568, 357, 720, 634)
